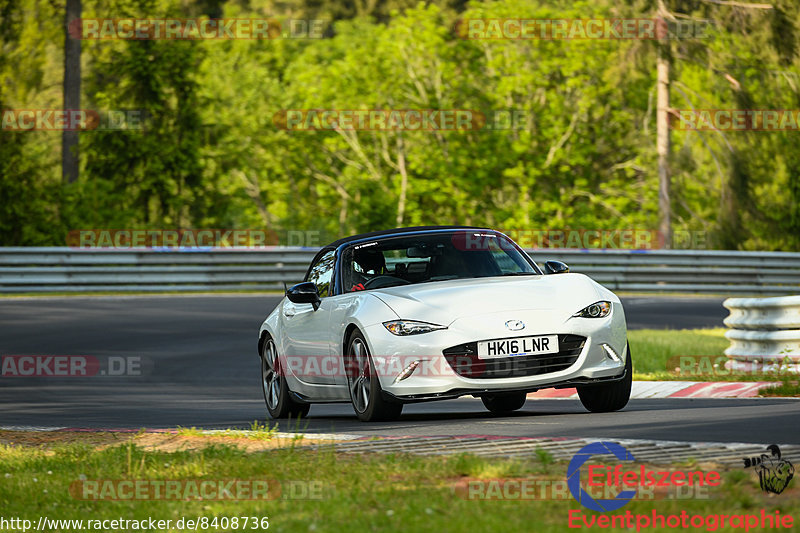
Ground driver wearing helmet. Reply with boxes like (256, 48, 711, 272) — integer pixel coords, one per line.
(349, 248, 386, 291)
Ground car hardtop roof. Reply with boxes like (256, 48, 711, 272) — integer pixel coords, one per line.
(326, 225, 495, 250)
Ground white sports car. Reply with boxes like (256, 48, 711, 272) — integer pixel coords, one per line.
(258, 226, 631, 421)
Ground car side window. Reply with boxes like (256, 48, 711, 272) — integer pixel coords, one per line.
(306, 250, 336, 298)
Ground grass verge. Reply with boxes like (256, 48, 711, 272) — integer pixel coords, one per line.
(629, 328, 729, 380)
(629, 328, 800, 396)
(1, 432, 798, 533)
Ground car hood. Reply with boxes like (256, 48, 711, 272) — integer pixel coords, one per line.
(371, 273, 611, 326)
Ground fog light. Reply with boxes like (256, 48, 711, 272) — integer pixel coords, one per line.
(393, 361, 420, 383)
(601, 344, 621, 362)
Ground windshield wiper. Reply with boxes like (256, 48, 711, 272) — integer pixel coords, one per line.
(501, 272, 539, 276)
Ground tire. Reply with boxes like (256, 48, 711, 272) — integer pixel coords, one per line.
(577, 343, 632, 413)
(346, 330, 403, 422)
(261, 336, 310, 419)
(481, 392, 527, 414)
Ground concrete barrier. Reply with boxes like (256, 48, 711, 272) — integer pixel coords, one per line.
(723, 296, 800, 373)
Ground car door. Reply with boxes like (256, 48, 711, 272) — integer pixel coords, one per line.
(281, 249, 337, 385)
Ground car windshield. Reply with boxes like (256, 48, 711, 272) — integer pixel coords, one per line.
(341, 231, 538, 292)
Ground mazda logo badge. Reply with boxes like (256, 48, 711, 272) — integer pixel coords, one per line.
(505, 320, 525, 331)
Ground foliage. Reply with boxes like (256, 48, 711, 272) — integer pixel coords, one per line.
(1, 0, 799, 248)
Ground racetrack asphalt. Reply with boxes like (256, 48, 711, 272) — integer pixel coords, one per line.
(3, 294, 797, 445)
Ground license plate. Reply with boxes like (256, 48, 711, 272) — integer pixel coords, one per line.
(477, 335, 559, 359)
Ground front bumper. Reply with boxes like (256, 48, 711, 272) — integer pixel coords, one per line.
(382, 368, 629, 403)
(362, 303, 628, 401)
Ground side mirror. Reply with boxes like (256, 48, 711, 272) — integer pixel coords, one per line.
(544, 260, 570, 274)
(286, 282, 321, 310)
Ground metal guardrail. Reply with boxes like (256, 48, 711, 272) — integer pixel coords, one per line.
(0, 247, 799, 294)
(723, 296, 800, 372)
(0, 248, 315, 293)
(541, 249, 800, 294)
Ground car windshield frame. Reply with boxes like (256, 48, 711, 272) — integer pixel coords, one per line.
(333, 229, 541, 295)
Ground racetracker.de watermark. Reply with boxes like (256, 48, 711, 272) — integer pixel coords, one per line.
(68, 229, 279, 249)
(1, 109, 144, 131)
(69, 18, 325, 39)
(68, 479, 324, 500)
(1, 355, 146, 378)
(453, 229, 707, 250)
(67, 229, 327, 248)
(267, 354, 493, 379)
(669, 355, 800, 376)
(672, 110, 800, 131)
(272, 109, 528, 131)
(454, 476, 712, 501)
(454, 18, 710, 40)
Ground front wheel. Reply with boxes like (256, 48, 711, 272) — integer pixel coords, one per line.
(577, 343, 632, 413)
(481, 392, 527, 414)
(261, 336, 310, 419)
(346, 330, 403, 422)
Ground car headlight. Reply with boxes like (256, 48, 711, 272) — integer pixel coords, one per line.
(383, 320, 447, 336)
(572, 301, 611, 318)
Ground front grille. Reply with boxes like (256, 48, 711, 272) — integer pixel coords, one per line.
(442, 334, 585, 379)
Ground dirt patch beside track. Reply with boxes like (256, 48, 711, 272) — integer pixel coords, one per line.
(0, 430, 324, 452)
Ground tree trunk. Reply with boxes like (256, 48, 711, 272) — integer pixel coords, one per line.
(656, 9, 671, 249)
(395, 136, 408, 227)
(62, 0, 81, 183)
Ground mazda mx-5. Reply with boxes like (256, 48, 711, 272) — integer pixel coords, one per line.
(258, 226, 631, 421)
